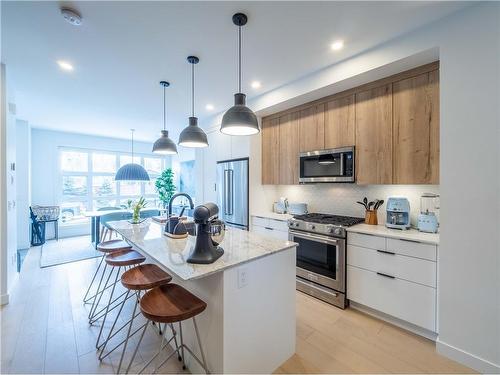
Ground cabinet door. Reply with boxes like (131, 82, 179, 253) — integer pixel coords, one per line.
(279, 112, 300, 185)
(355, 84, 393, 184)
(299, 103, 325, 152)
(393, 71, 439, 184)
(261, 117, 280, 184)
(325, 95, 355, 149)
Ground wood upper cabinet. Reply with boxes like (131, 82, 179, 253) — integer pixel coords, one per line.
(299, 104, 325, 152)
(325, 94, 355, 149)
(355, 84, 393, 184)
(279, 112, 300, 184)
(393, 70, 439, 184)
(261, 117, 280, 185)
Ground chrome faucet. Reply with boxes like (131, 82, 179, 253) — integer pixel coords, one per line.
(168, 193, 195, 216)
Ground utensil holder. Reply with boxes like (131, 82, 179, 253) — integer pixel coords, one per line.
(365, 210, 378, 225)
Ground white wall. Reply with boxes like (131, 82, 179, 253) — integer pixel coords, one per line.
(200, 3, 500, 371)
(0, 63, 19, 304)
(16, 119, 30, 250)
(30, 128, 170, 237)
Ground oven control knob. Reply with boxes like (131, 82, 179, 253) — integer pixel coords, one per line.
(295, 223, 300, 227)
(311, 225, 316, 230)
(334, 228, 341, 235)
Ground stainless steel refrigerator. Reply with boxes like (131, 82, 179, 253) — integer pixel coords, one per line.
(216, 158, 249, 230)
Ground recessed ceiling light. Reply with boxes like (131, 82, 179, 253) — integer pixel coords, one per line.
(57, 60, 74, 71)
(331, 40, 344, 51)
(205, 104, 214, 111)
(251, 81, 261, 89)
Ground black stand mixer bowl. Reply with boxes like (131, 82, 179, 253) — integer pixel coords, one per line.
(187, 203, 224, 264)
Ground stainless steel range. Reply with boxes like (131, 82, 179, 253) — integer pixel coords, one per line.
(288, 213, 364, 309)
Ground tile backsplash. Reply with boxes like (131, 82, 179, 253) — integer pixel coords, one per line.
(262, 184, 439, 227)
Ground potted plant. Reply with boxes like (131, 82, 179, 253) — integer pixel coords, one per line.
(131, 196, 147, 224)
(155, 168, 176, 209)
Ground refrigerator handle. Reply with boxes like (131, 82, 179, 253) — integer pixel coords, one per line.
(228, 169, 234, 215)
(224, 169, 229, 215)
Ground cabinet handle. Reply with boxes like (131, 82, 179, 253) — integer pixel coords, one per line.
(399, 238, 421, 244)
(264, 227, 274, 231)
(376, 272, 395, 279)
(377, 250, 395, 255)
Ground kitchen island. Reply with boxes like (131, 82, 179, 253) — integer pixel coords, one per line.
(108, 219, 297, 374)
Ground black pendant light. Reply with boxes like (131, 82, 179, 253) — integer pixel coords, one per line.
(220, 13, 259, 136)
(152, 81, 178, 155)
(115, 129, 150, 181)
(179, 56, 208, 148)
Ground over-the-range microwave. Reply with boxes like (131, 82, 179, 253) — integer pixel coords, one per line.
(299, 146, 355, 183)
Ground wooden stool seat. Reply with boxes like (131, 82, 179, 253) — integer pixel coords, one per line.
(140, 284, 207, 323)
(121, 264, 172, 290)
(105, 249, 146, 267)
(97, 239, 132, 253)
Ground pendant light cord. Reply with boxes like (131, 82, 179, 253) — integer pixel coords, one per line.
(191, 61, 195, 117)
(238, 25, 242, 93)
(163, 86, 166, 131)
(131, 129, 134, 158)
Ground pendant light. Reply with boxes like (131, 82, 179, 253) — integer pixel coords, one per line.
(152, 81, 178, 154)
(220, 13, 259, 136)
(179, 56, 209, 147)
(115, 129, 150, 181)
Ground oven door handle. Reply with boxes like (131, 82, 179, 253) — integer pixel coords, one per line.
(289, 230, 339, 245)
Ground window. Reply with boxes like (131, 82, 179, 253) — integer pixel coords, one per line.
(59, 147, 166, 225)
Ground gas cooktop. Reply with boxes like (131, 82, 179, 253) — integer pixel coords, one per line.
(293, 213, 365, 226)
(289, 213, 364, 237)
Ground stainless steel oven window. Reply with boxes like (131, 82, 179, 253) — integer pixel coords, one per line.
(290, 230, 345, 293)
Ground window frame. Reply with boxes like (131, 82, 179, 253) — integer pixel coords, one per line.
(58, 146, 166, 226)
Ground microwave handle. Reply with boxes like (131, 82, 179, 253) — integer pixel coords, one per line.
(339, 153, 344, 176)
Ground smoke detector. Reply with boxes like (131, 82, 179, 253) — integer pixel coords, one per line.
(61, 8, 82, 26)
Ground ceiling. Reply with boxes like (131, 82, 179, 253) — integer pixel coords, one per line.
(2, 1, 470, 142)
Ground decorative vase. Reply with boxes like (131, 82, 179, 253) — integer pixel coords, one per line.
(365, 210, 378, 225)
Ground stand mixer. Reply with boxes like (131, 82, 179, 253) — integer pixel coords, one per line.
(187, 202, 225, 264)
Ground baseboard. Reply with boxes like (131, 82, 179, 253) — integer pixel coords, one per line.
(349, 301, 438, 341)
(0, 293, 9, 305)
(436, 339, 500, 374)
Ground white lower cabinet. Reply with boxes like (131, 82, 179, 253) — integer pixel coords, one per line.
(347, 265, 436, 331)
(251, 215, 289, 240)
(347, 232, 438, 333)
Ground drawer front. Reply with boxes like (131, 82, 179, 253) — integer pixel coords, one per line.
(387, 238, 437, 261)
(347, 232, 386, 250)
(268, 218, 289, 232)
(347, 245, 436, 287)
(347, 265, 436, 331)
(251, 216, 269, 228)
(252, 225, 289, 240)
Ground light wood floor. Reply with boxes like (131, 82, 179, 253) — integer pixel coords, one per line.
(2, 238, 474, 374)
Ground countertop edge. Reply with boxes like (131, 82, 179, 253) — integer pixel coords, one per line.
(251, 212, 293, 221)
(110, 222, 298, 281)
(346, 224, 439, 245)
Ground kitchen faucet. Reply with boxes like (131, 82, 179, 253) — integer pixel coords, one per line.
(168, 193, 194, 216)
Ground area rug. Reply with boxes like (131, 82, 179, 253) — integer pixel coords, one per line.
(39, 235, 101, 268)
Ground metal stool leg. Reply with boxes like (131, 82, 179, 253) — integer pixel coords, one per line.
(88, 263, 109, 320)
(179, 321, 186, 370)
(96, 266, 121, 348)
(193, 316, 209, 373)
(83, 254, 105, 303)
(117, 291, 141, 374)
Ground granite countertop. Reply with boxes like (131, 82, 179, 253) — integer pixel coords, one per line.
(108, 219, 297, 281)
(347, 223, 439, 245)
(251, 212, 294, 221)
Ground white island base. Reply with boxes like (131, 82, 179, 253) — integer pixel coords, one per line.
(175, 247, 296, 374)
(108, 220, 297, 374)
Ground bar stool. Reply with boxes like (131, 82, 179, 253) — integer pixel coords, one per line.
(125, 283, 209, 374)
(98, 264, 175, 368)
(83, 239, 132, 307)
(93, 248, 147, 345)
(89, 246, 145, 325)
